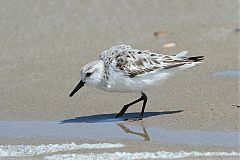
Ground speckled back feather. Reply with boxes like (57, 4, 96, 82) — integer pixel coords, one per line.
(99, 44, 203, 78)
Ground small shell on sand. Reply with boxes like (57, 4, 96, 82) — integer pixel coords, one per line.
(163, 43, 176, 48)
(153, 31, 167, 37)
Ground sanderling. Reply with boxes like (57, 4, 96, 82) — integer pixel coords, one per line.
(69, 44, 204, 121)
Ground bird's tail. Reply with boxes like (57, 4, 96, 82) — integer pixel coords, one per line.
(188, 56, 204, 62)
(175, 51, 204, 62)
(174, 51, 204, 69)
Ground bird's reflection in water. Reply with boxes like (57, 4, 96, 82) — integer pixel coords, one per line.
(116, 121, 150, 141)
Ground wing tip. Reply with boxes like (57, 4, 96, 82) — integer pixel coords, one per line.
(188, 56, 205, 62)
(176, 51, 188, 58)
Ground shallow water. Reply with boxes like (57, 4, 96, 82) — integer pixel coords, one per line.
(45, 151, 240, 160)
(0, 143, 124, 157)
(0, 120, 239, 147)
(213, 70, 240, 77)
(1, 142, 239, 159)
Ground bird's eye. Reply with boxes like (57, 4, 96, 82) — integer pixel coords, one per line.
(86, 72, 92, 77)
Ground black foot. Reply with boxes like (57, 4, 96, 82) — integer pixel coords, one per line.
(116, 113, 121, 118)
(116, 92, 147, 119)
(124, 116, 143, 121)
(116, 112, 123, 118)
(116, 105, 128, 118)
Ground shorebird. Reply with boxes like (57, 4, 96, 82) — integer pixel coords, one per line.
(69, 44, 204, 121)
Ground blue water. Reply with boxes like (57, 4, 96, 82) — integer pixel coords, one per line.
(213, 70, 240, 77)
(0, 120, 239, 147)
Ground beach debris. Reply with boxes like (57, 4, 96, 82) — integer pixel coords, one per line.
(234, 28, 240, 32)
(153, 30, 167, 37)
(163, 43, 176, 48)
(232, 104, 240, 108)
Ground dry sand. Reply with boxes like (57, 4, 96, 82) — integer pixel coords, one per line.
(0, 0, 239, 159)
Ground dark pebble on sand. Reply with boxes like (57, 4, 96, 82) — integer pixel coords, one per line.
(153, 31, 167, 37)
(232, 104, 240, 108)
(234, 28, 240, 32)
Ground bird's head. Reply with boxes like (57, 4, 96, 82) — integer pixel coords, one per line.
(69, 60, 104, 97)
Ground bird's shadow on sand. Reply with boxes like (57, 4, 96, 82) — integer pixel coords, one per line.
(61, 110, 183, 124)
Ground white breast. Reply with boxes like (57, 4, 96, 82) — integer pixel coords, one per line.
(101, 67, 171, 93)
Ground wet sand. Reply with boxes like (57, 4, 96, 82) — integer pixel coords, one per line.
(0, 0, 239, 159)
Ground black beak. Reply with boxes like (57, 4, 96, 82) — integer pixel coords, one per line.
(69, 80, 85, 97)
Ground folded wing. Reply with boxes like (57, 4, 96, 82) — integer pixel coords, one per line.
(100, 45, 204, 78)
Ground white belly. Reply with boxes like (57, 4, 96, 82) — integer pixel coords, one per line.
(98, 61, 199, 93)
(101, 68, 172, 93)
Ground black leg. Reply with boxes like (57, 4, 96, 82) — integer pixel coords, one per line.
(116, 96, 143, 118)
(140, 92, 147, 118)
(116, 92, 148, 120)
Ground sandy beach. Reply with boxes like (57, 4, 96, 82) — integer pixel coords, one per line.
(0, 0, 239, 159)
